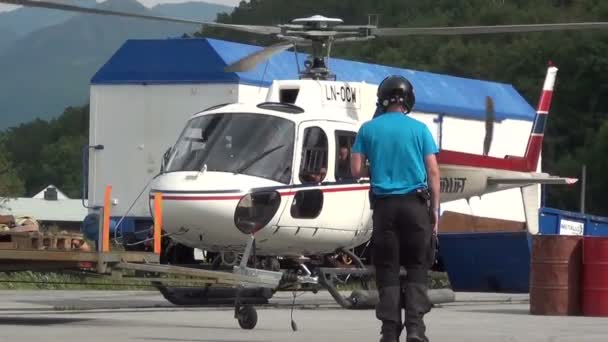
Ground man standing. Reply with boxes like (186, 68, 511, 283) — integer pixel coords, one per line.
(350, 75, 440, 342)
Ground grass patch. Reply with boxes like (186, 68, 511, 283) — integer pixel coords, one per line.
(0, 271, 154, 290)
(0, 269, 452, 292)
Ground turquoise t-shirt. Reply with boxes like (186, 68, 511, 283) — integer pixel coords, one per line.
(352, 112, 438, 196)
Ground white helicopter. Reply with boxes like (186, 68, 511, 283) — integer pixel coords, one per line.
(147, 16, 584, 265)
(153, 59, 575, 260)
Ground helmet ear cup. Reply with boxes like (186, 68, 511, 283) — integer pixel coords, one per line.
(407, 90, 416, 113)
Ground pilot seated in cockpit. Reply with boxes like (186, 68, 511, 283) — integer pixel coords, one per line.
(302, 167, 327, 184)
(313, 167, 327, 183)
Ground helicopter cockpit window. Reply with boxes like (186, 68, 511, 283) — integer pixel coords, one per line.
(166, 113, 295, 184)
(299, 127, 328, 184)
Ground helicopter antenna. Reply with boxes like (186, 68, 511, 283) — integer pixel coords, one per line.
(326, 37, 333, 76)
(293, 43, 301, 75)
(260, 59, 270, 86)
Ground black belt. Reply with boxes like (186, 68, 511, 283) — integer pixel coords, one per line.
(373, 188, 428, 199)
(369, 188, 430, 208)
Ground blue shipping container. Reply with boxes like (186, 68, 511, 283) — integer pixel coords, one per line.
(437, 231, 531, 293)
(539, 207, 608, 237)
(437, 207, 608, 293)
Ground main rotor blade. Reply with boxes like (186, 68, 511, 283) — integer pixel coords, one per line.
(372, 22, 608, 36)
(224, 42, 295, 72)
(0, 0, 280, 35)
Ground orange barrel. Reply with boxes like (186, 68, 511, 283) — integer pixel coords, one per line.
(582, 236, 608, 316)
(529, 235, 583, 315)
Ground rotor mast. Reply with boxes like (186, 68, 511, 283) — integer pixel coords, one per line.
(301, 38, 333, 80)
(279, 15, 373, 81)
(282, 16, 342, 81)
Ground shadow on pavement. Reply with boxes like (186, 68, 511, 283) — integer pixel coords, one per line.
(0, 317, 92, 325)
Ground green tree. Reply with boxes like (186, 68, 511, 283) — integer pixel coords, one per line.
(0, 137, 25, 203)
(1, 105, 88, 198)
(581, 121, 608, 215)
(38, 135, 88, 199)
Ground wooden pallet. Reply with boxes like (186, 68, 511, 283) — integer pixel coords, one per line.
(0, 231, 87, 251)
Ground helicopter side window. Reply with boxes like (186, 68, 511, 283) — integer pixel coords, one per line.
(290, 189, 323, 219)
(299, 127, 328, 184)
(335, 130, 356, 181)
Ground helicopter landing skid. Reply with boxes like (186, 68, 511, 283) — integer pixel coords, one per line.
(153, 283, 273, 306)
(317, 266, 456, 310)
(116, 235, 283, 330)
(143, 238, 453, 330)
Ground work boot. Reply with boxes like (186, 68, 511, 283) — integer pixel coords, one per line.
(379, 322, 398, 342)
(403, 282, 432, 342)
(406, 331, 429, 342)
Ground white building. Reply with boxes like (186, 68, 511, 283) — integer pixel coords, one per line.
(0, 185, 88, 228)
(86, 37, 540, 232)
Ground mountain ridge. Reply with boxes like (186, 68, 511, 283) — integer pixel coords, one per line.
(0, 0, 232, 131)
(0, 0, 96, 37)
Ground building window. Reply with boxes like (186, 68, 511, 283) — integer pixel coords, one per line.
(299, 127, 328, 184)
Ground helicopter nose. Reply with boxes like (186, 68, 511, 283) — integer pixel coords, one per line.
(233, 190, 281, 235)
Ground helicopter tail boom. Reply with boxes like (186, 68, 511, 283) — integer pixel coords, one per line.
(437, 63, 558, 173)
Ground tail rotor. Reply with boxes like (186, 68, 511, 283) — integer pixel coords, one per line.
(483, 96, 495, 156)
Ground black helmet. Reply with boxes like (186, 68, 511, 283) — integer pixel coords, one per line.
(376, 75, 416, 114)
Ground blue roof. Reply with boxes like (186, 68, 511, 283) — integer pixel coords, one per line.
(91, 38, 536, 122)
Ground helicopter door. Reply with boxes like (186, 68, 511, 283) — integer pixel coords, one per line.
(316, 124, 368, 241)
(274, 123, 328, 249)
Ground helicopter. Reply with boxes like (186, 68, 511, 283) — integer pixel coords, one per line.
(2, 0, 600, 295)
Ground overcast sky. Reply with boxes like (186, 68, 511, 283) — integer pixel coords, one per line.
(0, 0, 242, 12)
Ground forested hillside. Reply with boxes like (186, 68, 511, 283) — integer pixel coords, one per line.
(1, 0, 606, 216)
(0, 106, 88, 199)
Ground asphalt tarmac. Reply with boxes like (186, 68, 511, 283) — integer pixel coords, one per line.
(0, 290, 605, 342)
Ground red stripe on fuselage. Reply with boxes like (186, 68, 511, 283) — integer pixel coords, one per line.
(159, 185, 371, 201)
(437, 150, 531, 171)
(523, 135, 543, 171)
(322, 185, 370, 193)
(162, 195, 244, 201)
(274, 185, 371, 196)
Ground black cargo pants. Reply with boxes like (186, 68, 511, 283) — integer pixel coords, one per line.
(370, 190, 436, 336)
